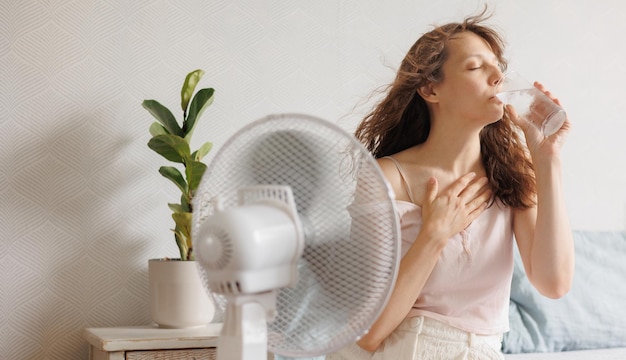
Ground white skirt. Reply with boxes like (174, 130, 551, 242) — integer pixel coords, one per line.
(327, 316, 504, 360)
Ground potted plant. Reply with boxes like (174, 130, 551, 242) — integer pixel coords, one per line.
(143, 69, 216, 328)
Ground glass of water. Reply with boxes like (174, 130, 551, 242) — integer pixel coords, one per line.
(496, 71, 567, 137)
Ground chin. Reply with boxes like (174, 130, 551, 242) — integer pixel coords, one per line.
(488, 109, 505, 124)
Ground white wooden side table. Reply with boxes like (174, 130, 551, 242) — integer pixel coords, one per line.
(84, 324, 222, 360)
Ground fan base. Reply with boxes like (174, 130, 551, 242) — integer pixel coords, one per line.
(217, 292, 277, 360)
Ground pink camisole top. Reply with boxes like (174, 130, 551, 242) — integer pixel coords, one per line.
(385, 156, 514, 335)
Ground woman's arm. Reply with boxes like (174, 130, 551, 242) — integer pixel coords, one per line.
(356, 214, 447, 352)
(512, 82, 575, 299)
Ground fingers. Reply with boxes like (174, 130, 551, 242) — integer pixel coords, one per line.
(420, 174, 491, 240)
(458, 176, 490, 204)
(441, 173, 491, 215)
(534, 81, 562, 106)
(449, 172, 477, 197)
(530, 81, 570, 141)
(465, 199, 489, 226)
(506, 104, 532, 133)
(425, 176, 438, 204)
(457, 176, 491, 221)
(459, 178, 491, 228)
(466, 183, 492, 211)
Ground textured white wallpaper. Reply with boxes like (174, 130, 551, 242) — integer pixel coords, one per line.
(1, 0, 625, 358)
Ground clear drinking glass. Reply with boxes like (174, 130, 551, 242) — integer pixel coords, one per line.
(496, 71, 567, 137)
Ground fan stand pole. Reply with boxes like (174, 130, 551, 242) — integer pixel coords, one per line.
(217, 292, 276, 360)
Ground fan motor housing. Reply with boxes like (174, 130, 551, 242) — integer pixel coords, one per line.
(196, 204, 302, 295)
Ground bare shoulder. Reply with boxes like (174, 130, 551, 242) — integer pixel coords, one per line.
(376, 152, 432, 204)
(376, 157, 407, 201)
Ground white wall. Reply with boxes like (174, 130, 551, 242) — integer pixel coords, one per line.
(1, 0, 624, 358)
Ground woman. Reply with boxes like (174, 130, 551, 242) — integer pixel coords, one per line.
(329, 9, 574, 360)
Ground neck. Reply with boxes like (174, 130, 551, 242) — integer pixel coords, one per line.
(419, 115, 484, 176)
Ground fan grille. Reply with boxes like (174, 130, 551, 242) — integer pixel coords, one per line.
(193, 114, 400, 357)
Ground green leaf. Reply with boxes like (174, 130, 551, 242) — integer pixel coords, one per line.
(192, 141, 213, 161)
(172, 212, 192, 240)
(181, 194, 191, 212)
(173, 212, 193, 260)
(159, 166, 187, 194)
(186, 160, 207, 193)
(183, 88, 214, 141)
(142, 100, 183, 137)
(148, 134, 191, 163)
(149, 122, 169, 136)
(174, 230, 190, 260)
(168, 203, 184, 213)
(181, 69, 205, 114)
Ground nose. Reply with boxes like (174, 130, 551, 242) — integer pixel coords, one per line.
(492, 68, 505, 86)
(495, 74, 504, 85)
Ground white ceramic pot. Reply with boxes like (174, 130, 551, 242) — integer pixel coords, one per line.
(149, 258, 215, 328)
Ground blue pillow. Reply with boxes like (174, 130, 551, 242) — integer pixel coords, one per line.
(503, 231, 626, 353)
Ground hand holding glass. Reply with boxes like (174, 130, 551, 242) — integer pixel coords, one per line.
(496, 71, 566, 137)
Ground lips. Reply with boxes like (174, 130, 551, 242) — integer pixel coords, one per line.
(490, 95, 503, 104)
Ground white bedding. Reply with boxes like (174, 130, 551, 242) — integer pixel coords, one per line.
(504, 347, 626, 359)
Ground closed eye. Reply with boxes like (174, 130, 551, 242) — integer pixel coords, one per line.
(467, 62, 482, 70)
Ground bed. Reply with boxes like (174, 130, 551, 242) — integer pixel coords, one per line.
(504, 347, 626, 359)
(501, 231, 626, 359)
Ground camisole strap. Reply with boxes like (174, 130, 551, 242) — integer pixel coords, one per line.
(381, 156, 416, 203)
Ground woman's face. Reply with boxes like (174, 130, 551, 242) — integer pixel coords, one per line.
(430, 31, 505, 126)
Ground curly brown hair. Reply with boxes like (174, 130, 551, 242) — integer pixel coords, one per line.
(355, 9, 536, 209)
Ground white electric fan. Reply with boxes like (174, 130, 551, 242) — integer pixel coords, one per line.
(192, 113, 401, 359)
